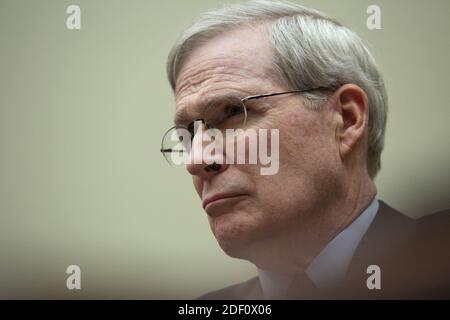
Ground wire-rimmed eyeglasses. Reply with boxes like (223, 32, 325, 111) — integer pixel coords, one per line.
(160, 86, 330, 165)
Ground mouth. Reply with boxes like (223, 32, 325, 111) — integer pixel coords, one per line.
(202, 193, 248, 211)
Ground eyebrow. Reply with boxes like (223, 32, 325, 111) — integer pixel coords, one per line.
(173, 93, 245, 126)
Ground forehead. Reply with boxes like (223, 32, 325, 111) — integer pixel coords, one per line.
(174, 26, 279, 123)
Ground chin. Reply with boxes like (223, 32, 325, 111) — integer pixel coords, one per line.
(209, 211, 263, 259)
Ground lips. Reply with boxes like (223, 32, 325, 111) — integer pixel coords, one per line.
(202, 193, 248, 210)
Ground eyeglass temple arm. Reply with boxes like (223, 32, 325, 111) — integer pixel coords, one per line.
(242, 87, 329, 102)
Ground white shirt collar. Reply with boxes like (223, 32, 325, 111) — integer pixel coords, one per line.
(257, 198, 379, 299)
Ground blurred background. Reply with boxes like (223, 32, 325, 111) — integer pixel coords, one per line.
(0, 0, 449, 299)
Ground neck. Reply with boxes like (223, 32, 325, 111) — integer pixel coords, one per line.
(247, 170, 377, 274)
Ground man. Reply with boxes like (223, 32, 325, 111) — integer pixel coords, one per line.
(161, 0, 450, 299)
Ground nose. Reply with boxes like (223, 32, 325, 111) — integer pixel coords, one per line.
(186, 129, 229, 180)
(186, 161, 228, 179)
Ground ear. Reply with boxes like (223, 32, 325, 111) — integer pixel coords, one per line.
(334, 84, 369, 158)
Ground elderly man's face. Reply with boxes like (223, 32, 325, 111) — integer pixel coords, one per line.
(174, 27, 343, 260)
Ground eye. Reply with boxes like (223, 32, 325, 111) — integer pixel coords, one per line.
(225, 105, 245, 118)
(203, 103, 247, 130)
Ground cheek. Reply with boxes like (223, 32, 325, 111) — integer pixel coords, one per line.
(280, 110, 335, 161)
(255, 109, 337, 198)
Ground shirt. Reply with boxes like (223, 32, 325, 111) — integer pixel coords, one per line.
(257, 198, 379, 299)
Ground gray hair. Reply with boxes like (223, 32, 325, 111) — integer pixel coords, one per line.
(167, 0, 388, 178)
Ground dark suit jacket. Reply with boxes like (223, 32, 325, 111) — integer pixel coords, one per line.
(199, 201, 450, 299)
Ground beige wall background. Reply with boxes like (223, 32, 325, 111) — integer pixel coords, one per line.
(0, 0, 449, 298)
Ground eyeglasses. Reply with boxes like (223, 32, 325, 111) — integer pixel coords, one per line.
(160, 87, 329, 165)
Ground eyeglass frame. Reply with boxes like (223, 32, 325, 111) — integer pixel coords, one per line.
(160, 86, 331, 158)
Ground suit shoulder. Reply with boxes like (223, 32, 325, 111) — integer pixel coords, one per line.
(412, 208, 450, 244)
(377, 201, 450, 237)
(415, 208, 450, 225)
(197, 277, 261, 300)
